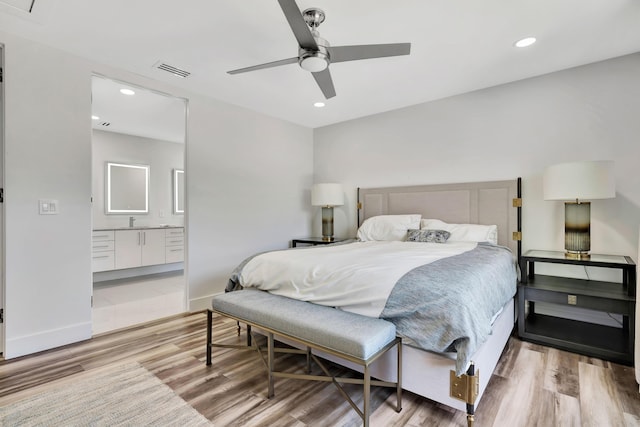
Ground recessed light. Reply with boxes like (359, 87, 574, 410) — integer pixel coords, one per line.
(314, 102, 325, 108)
(514, 37, 536, 48)
(120, 88, 135, 95)
(91, 115, 100, 120)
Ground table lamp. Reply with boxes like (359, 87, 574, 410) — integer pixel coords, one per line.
(543, 160, 615, 258)
(311, 183, 344, 241)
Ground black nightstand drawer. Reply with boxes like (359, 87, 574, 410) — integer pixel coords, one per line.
(520, 275, 633, 315)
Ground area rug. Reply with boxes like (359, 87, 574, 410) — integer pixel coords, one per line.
(0, 362, 212, 426)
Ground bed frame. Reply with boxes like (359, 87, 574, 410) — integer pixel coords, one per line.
(353, 178, 523, 425)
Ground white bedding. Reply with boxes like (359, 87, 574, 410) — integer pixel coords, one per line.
(239, 240, 477, 317)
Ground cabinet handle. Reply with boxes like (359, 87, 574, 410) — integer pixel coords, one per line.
(169, 248, 183, 252)
(93, 245, 109, 249)
(168, 240, 182, 244)
(93, 255, 110, 259)
(93, 234, 110, 239)
(137, 232, 141, 246)
(143, 231, 146, 245)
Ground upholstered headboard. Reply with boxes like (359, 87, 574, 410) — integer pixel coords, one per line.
(358, 178, 522, 257)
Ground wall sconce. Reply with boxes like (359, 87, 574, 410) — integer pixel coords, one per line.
(311, 183, 344, 241)
(543, 160, 615, 258)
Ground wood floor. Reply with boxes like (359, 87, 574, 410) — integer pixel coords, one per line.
(0, 312, 638, 426)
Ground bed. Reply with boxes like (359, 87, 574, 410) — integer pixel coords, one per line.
(226, 178, 522, 425)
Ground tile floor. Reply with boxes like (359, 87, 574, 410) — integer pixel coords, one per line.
(92, 271, 186, 335)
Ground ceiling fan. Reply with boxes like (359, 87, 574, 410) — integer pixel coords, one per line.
(227, 0, 411, 99)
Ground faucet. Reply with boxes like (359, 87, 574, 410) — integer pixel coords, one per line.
(129, 216, 136, 227)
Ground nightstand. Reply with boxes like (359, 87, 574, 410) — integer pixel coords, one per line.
(291, 237, 350, 247)
(518, 250, 636, 364)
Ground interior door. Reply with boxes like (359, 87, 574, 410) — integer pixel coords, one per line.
(0, 47, 5, 354)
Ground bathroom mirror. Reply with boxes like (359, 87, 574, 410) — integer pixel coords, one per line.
(173, 169, 185, 214)
(106, 162, 149, 214)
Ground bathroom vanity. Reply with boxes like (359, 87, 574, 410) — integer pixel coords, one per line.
(92, 226, 184, 272)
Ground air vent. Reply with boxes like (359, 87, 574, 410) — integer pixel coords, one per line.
(100, 122, 111, 127)
(154, 62, 191, 78)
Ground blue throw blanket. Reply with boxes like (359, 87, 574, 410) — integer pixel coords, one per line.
(380, 243, 516, 375)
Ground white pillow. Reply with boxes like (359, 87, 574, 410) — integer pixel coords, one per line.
(420, 219, 498, 244)
(357, 214, 422, 241)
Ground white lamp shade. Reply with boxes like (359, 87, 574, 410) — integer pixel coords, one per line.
(311, 183, 344, 207)
(543, 160, 615, 201)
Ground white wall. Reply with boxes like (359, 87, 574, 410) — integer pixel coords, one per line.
(186, 96, 314, 310)
(92, 130, 184, 229)
(314, 53, 640, 267)
(1, 30, 314, 357)
(3, 33, 93, 357)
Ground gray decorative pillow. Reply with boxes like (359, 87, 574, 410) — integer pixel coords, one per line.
(406, 229, 451, 243)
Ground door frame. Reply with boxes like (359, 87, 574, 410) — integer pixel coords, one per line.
(90, 74, 189, 331)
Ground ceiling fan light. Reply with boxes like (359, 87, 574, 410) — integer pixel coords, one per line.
(299, 53, 329, 72)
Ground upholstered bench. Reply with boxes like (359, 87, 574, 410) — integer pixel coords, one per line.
(206, 289, 402, 426)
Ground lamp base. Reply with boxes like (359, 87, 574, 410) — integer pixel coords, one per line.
(564, 250, 590, 260)
(564, 201, 590, 255)
(321, 206, 334, 242)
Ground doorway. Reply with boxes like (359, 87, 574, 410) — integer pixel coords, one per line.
(90, 75, 187, 334)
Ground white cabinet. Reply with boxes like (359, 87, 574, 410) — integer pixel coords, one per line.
(165, 228, 184, 263)
(141, 229, 166, 266)
(92, 230, 115, 272)
(115, 229, 166, 270)
(94, 227, 184, 272)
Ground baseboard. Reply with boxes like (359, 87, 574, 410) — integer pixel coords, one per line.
(5, 321, 92, 359)
(189, 292, 222, 312)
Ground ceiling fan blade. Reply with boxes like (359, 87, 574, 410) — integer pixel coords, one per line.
(227, 57, 298, 75)
(329, 43, 411, 63)
(277, 0, 318, 50)
(312, 69, 336, 99)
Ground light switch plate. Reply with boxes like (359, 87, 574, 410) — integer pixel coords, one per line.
(39, 199, 59, 215)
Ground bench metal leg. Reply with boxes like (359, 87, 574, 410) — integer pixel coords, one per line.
(363, 365, 371, 427)
(233, 321, 252, 346)
(206, 309, 213, 366)
(267, 332, 275, 398)
(397, 340, 403, 412)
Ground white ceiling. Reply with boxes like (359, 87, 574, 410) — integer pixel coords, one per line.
(2, 0, 640, 137)
(91, 76, 186, 144)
